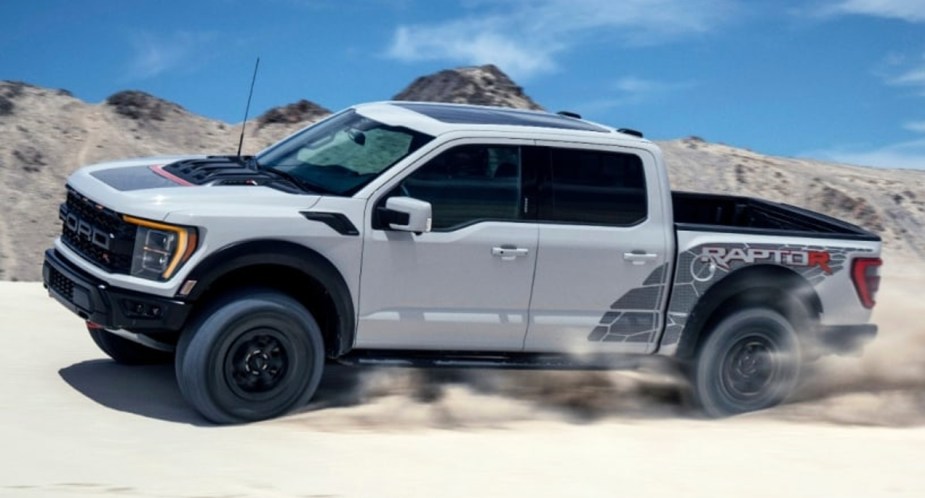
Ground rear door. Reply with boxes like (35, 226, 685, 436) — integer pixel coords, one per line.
(355, 139, 539, 351)
(524, 143, 672, 354)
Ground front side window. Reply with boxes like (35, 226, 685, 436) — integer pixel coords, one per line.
(397, 144, 523, 231)
(257, 110, 433, 196)
(543, 148, 647, 226)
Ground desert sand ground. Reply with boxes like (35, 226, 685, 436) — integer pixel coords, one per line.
(1, 256, 924, 497)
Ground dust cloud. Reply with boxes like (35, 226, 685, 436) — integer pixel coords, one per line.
(776, 258, 925, 426)
(284, 256, 925, 431)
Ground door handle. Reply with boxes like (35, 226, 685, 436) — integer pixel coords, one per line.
(624, 251, 658, 265)
(492, 246, 530, 261)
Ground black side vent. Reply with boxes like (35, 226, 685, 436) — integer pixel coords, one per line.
(301, 212, 359, 236)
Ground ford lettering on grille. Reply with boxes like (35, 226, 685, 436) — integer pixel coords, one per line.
(65, 212, 112, 250)
(60, 187, 135, 273)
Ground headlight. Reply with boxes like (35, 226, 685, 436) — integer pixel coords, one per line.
(123, 215, 198, 281)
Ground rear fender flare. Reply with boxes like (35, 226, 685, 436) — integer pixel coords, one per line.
(672, 264, 822, 360)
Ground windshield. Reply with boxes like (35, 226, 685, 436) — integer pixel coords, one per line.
(257, 109, 434, 195)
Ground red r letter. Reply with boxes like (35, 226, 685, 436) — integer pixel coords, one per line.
(808, 251, 832, 274)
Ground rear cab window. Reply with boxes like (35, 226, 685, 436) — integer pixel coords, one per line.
(537, 147, 648, 226)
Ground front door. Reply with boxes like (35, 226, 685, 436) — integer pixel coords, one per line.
(356, 141, 538, 351)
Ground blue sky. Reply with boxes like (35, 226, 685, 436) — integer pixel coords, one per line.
(2, 0, 925, 169)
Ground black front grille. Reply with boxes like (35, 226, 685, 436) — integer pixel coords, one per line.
(47, 265, 75, 301)
(60, 187, 136, 273)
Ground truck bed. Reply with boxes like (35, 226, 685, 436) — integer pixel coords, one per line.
(672, 191, 879, 241)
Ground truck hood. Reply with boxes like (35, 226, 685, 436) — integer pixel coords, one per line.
(66, 156, 321, 221)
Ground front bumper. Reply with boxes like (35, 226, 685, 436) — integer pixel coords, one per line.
(42, 249, 190, 332)
(818, 323, 878, 354)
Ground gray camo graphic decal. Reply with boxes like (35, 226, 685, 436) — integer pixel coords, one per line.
(587, 243, 871, 345)
(587, 263, 668, 343)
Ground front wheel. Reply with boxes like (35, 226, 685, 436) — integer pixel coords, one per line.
(691, 308, 800, 417)
(175, 290, 325, 424)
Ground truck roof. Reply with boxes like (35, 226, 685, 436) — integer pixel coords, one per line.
(353, 101, 647, 142)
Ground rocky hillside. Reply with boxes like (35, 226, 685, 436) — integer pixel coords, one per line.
(393, 64, 543, 110)
(659, 138, 925, 261)
(0, 67, 922, 281)
(0, 81, 327, 281)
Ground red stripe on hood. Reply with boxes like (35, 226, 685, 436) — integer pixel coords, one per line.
(149, 164, 194, 186)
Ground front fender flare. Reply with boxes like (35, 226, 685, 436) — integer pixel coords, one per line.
(181, 240, 355, 356)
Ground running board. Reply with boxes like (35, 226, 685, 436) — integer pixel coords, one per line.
(335, 350, 650, 371)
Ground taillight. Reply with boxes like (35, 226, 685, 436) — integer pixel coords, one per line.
(851, 257, 882, 309)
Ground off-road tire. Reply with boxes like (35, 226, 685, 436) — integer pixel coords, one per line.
(175, 289, 325, 424)
(691, 308, 801, 417)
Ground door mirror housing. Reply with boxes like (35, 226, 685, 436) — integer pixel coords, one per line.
(382, 197, 432, 233)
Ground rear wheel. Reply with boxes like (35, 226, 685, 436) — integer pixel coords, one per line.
(88, 327, 173, 365)
(175, 289, 325, 424)
(691, 308, 800, 417)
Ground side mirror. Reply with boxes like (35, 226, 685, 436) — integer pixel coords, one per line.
(382, 197, 432, 233)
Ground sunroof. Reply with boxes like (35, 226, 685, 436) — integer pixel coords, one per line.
(394, 102, 610, 133)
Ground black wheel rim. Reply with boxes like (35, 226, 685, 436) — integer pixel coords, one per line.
(225, 328, 291, 398)
(721, 334, 777, 402)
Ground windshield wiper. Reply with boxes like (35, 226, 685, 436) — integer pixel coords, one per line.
(263, 167, 334, 194)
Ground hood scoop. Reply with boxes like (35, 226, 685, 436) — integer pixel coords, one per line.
(159, 156, 302, 192)
(161, 156, 265, 185)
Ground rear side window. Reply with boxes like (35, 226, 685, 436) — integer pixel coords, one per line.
(543, 148, 647, 226)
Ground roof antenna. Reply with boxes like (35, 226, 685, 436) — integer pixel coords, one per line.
(236, 56, 260, 158)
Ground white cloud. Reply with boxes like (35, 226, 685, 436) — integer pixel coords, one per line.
(386, 0, 737, 79)
(614, 76, 692, 96)
(818, 51, 925, 169)
(811, 138, 925, 169)
(572, 76, 693, 112)
(125, 31, 216, 80)
(820, 0, 925, 22)
(388, 21, 557, 78)
(879, 53, 925, 95)
(890, 65, 925, 91)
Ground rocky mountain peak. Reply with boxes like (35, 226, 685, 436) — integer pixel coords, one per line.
(105, 90, 185, 122)
(0, 82, 28, 116)
(257, 99, 331, 128)
(392, 64, 543, 110)
(0, 81, 72, 116)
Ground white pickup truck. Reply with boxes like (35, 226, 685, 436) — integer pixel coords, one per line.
(43, 102, 882, 423)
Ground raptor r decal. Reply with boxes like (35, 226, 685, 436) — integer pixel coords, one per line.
(699, 247, 833, 274)
(657, 242, 872, 349)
